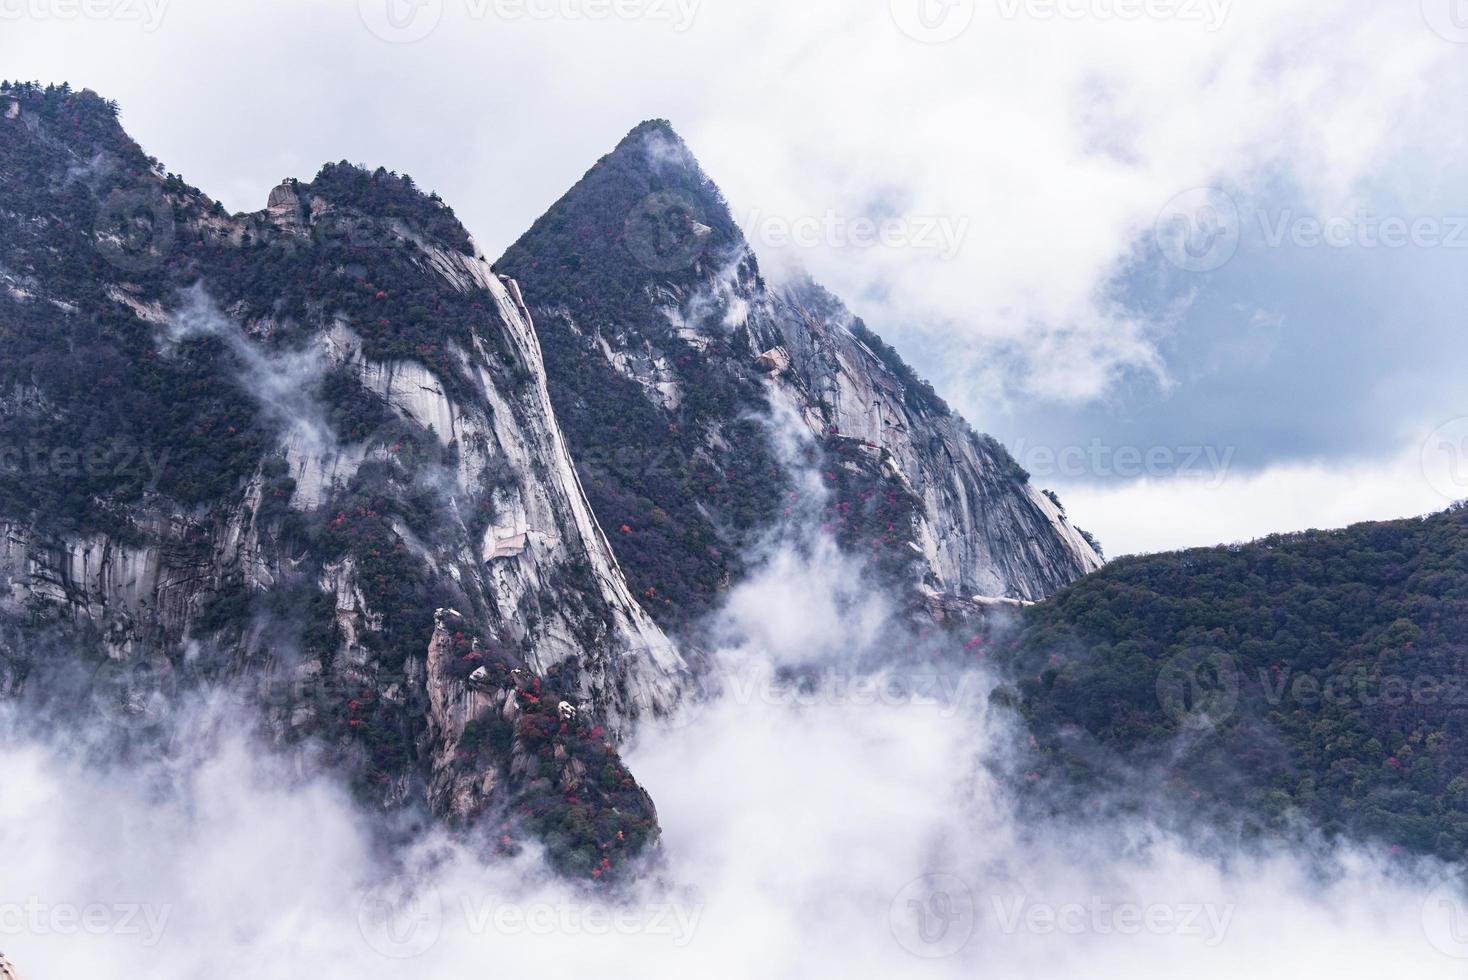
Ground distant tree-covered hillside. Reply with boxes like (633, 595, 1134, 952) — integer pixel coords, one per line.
(1001, 505, 1468, 861)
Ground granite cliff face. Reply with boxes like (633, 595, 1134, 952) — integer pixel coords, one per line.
(770, 279, 1103, 599)
(0, 85, 1098, 874)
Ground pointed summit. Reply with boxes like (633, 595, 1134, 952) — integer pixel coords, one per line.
(608, 119, 700, 177)
(497, 119, 744, 300)
(615, 118, 683, 150)
(495, 120, 782, 629)
(614, 120, 709, 190)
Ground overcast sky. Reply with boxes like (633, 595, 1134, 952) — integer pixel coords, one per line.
(4, 0, 1466, 556)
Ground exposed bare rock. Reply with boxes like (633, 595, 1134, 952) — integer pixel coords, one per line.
(754, 346, 791, 375)
(265, 182, 304, 228)
(769, 282, 1103, 599)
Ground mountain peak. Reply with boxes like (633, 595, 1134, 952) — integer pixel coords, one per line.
(619, 118, 681, 145)
(497, 118, 744, 297)
(604, 117, 707, 185)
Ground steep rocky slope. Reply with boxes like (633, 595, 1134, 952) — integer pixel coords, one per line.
(0, 83, 672, 872)
(0, 86, 1102, 875)
(496, 121, 1101, 632)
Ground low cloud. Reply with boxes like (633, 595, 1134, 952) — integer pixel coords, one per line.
(4, 394, 1467, 979)
(3, 528, 1465, 978)
(167, 284, 336, 459)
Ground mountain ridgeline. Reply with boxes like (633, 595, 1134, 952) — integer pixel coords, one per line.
(0, 84, 1098, 875)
